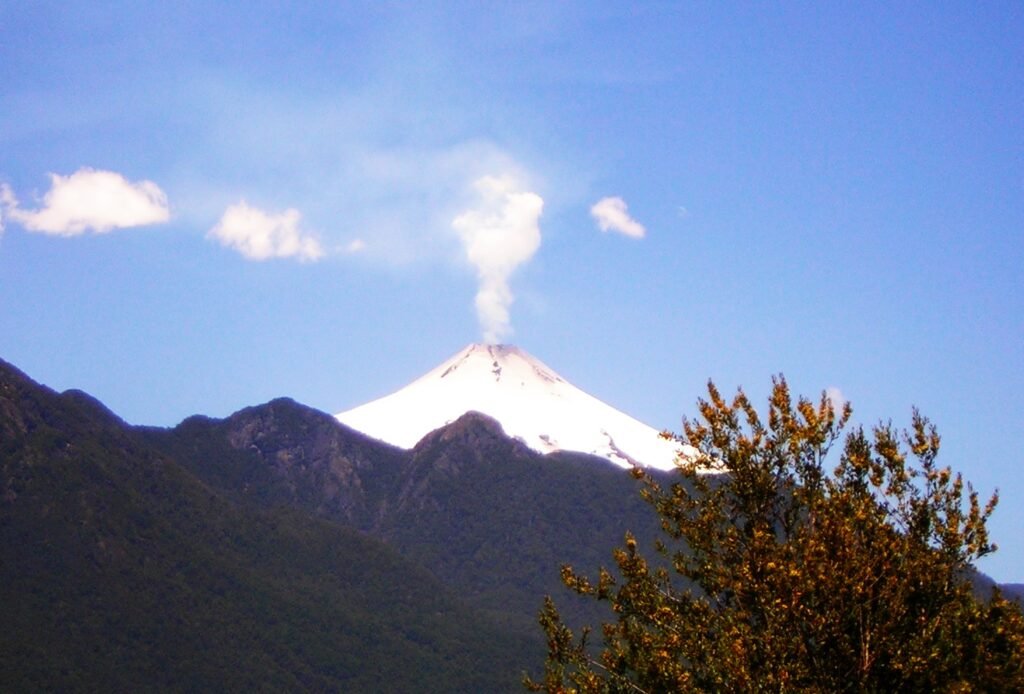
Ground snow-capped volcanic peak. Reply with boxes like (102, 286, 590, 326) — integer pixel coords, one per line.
(336, 343, 691, 471)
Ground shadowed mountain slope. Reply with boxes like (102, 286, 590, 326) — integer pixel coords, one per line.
(0, 358, 535, 692)
(151, 402, 673, 637)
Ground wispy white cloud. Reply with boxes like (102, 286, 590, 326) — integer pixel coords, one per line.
(826, 387, 847, 417)
(156, 67, 563, 269)
(207, 201, 324, 262)
(452, 175, 543, 344)
(590, 196, 645, 239)
(1, 168, 170, 236)
(342, 239, 367, 254)
(339, 140, 539, 265)
(0, 185, 12, 237)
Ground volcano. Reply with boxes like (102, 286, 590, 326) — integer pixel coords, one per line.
(335, 344, 691, 470)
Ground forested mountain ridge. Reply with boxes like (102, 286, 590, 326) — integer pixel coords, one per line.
(144, 400, 671, 637)
(0, 358, 537, 692)
(1, 357, 669, 691)
(6, 356, 1016, 690)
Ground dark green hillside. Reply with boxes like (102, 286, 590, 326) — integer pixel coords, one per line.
(152, 403, 675, 641)
(0, 359, 534, 692)
(379, 412, 670, 632)
(141, 397, 408, 529)
(1004, 584, 1024, 602)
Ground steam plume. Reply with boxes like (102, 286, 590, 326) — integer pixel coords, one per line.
(452, 175, 543, 344)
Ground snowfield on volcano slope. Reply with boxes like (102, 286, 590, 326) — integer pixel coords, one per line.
(335, 343, 701, 471)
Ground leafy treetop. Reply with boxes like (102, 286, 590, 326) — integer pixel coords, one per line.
(527, 377, 1024, 693)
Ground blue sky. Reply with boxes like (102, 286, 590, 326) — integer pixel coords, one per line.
(2, 2, 1022, 580)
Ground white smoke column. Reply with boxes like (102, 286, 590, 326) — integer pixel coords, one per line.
(452, 175, 543, 344)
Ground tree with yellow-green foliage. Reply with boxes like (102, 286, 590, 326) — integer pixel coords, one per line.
(527, 378, 1024, 692)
